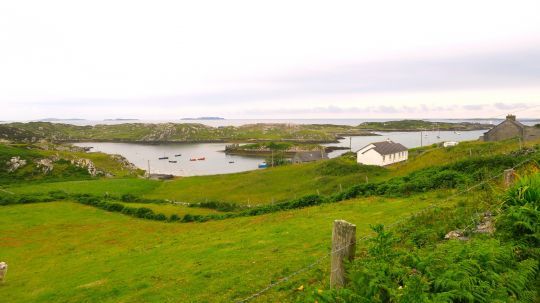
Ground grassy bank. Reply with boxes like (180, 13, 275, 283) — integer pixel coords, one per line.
(0, 191, 456, 302)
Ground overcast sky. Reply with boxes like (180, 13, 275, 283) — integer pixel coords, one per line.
(1, 0, 539, 120)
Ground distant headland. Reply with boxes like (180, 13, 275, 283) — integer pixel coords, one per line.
(181, 117, 225, 120)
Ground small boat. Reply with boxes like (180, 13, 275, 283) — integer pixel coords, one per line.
(197, 157, 206, 161)
(174, 154, 182, 157)
(258, 163, 268, 168)
(158, 156, 169, 160)
(189, 158, 197, 161)
(168, 160, 177, 163)
(229, 161, 235, 164)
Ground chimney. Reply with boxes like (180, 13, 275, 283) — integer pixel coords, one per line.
(506, 114, 516, 121)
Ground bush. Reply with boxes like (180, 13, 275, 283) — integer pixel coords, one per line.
(120, 193, 139, 202)
(49, 190, 68, 200)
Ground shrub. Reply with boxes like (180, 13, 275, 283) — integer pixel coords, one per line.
(120, 193, 139, 202)
(49, 190, 68, 200)
(135, 207, 154, 218)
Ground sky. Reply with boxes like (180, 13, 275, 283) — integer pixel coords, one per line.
(1, 0, 539, 120)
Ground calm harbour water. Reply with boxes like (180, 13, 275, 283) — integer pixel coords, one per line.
(74, 129, 486, 176)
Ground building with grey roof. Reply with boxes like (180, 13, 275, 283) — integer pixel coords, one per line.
(356, 140, 408, 166)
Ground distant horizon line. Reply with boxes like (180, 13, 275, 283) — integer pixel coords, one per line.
(2, 116, 540, 122)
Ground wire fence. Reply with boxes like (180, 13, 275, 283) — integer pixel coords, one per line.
(236, 155, 538, 303)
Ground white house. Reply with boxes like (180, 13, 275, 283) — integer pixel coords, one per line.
(356, 140, 408, 166)
(443, 141, 459, 147)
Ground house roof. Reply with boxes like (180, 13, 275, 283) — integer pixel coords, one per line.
(294, 151, 328, 162)
(358, 140, 408, 156)
(485, 119, 526, 135)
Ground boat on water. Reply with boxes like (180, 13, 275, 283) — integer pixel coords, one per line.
(229, 161, 235, 164)
(197, 157, 206, 161)
(168, 160, 177, 163)
(159, 156, 169, 160)
(174, 154, 182, 157)
(189, 158, 197, 161)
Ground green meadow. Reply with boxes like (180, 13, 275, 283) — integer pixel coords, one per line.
(1, 137, 538, 302)
(0, 192, 454, 302)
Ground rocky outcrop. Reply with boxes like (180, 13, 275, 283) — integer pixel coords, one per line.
(6, 156, 27, 172)
(474, 212, 495, 234)
(70, 158, 103, 177)
(444, 212, 495, 241)
(36, 158, 54, 174)
(111, 154, 137, 172)
(444, 230, 468, 241)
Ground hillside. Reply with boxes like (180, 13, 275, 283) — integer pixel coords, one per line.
(0, 122, 376, 143)
(0, 120, 492, 144)
(358, 119, 492, 131)
(0, 143, 142, 184)
(1, 138, 538, 302)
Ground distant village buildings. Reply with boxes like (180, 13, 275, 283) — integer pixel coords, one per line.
(356, 140, 408, 166)
(480, 115, 540, 142)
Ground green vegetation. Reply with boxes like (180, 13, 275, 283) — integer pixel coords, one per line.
(307, 174, 540, 303)
(0, 191, 458, 302)
(1, 120, 492, 144)
(0, 143, 141, 184)
(0, 122, 378, 143)
(358, 119, 491, 131)
(1, 137, 539, 302)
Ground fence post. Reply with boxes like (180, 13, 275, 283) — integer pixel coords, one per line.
(330, 220, 356, 288)
(0, 262, 7, 283)
(504, 169, 515, 188)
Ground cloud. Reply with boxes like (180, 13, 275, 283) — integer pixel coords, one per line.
(493, 102, 528, 110)
(239, 103, 539, 117)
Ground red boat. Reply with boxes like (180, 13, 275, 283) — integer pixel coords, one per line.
(197, 157, 206, 161)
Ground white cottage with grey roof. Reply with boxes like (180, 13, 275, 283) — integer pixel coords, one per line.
(356, 140, 408, 166)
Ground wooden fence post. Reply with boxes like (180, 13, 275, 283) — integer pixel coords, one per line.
(504, 169, 515, 188)
(0, 262, 7, 283)
(330, 220, 356, 288)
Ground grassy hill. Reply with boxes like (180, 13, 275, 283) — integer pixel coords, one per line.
(1, 137, 538, 302)
(1, 120, 492, 144)
(357, 119, 492, 131)
(0, 143, 142, 185)
(0, 122, 376, 143)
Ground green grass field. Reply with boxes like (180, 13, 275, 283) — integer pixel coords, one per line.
(1, 137, 537, 302)
(0, 191, 456, 302)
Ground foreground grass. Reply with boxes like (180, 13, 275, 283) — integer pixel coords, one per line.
(0, 192, 453, 302)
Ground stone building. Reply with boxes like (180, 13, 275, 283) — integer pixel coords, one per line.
(292, 151, 328, 163)
(480, 115, 540, 142)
